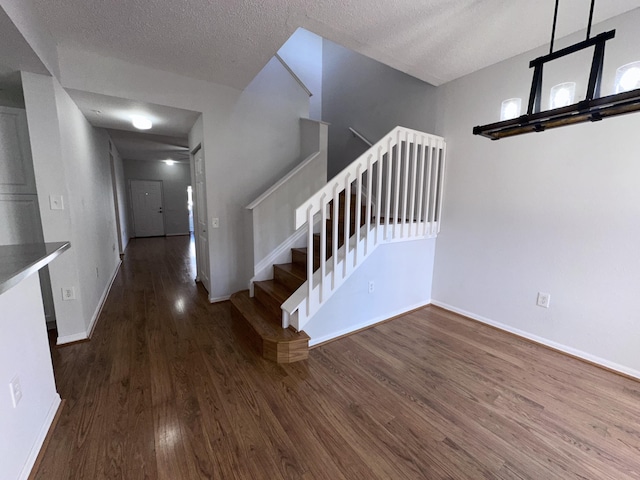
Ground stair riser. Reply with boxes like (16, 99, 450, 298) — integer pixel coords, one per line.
(254, 283, 284, 319)
(274, 265, 306, 291)
(292, 249, 320, 270)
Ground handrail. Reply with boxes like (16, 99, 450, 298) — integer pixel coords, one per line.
(275, 53, 312, 97)
(283, 126, 446, 332)
(246, 151, 320, 210)
(349, 127, 373, 147)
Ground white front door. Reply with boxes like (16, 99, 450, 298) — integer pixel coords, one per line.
(130, 180, 165, 237)
(193, 148, 210, 293)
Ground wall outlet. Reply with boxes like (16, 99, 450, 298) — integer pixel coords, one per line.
(211, 218, 220, 228)
(536, 292, 551, 308)
(9, 376, 22, 408)
(62, 287, 76, 301)
(368, 280, 375, 294)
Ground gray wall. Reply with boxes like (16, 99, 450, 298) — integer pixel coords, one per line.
(432, 8, 640, 377)
(123, 159, 191, 236)
(322, 39, 439, 179)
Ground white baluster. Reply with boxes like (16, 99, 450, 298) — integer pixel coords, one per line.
(319, 193, 327, 303)
(306, 205, 313, 316)
(416, 136, 427, 236)
(436, 141, 446, 235)
(429, 141, 441, 237)
(384, 136, 393, 241)
(401, 130, 410, 238)
(343, 174, 351, 279)
(332, 182, 339, 290)
(408, 133, 418, 237)
(423, 138, 434, 237)
(393, 130, 401, 238)
(365, 154, 373, 255)
(354, 164, 362, 267)
(375, 145, 383, 245)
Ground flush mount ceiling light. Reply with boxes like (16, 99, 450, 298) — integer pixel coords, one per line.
(131, 115, 152, 130)
(473, 0, 640, 140)
(164, 160, 176, 165)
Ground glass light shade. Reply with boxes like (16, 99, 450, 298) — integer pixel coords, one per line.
(131, 115, 152, 130)
(549, 82, 576, 109)
(164, 160, 176, 165)
(615, 61, 640, 93)
(500, 98, 522, 120)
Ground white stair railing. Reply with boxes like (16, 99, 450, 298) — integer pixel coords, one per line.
(282, 126, 446, 332)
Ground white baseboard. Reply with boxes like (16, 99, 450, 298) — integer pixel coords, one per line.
(166, 232, 190, 237)
(57, 332, 88, 344)
(57, 259, 121, 346)
(209, 295, 230, 304)
(309, 300, 431, 347)
(431, 300, 640, 381)
(19, 394, 61, 480)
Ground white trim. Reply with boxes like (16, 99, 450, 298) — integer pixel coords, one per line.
(19, 394, 61, 480)
(87, 259, 121, 338)
(56, 331, 88, 344)
(209, 295, 230, 304)
(308, 300, 431, 347)
(57, 259, 121, 345)
(246, 152, 321, 210)
(431, 300, 640, 381)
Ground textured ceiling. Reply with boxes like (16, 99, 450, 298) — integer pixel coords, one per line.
(29, 0, 640, 88)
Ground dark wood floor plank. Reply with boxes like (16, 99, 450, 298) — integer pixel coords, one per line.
(34, 235, 640, 479)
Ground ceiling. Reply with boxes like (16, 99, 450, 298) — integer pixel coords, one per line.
(29, 0, 640, 89)
(66, 89, 199, 163)
(5, 1, 640, 163)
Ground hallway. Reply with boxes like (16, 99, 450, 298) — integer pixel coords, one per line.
(33, 236, 640, 479)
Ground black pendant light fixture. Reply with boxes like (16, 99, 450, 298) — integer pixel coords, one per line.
(473, 0, 640, 140)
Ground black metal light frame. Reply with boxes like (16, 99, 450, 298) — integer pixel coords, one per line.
(473, 0, 640, 140)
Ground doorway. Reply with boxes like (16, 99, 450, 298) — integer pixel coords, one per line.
(130, 179, 165, 237)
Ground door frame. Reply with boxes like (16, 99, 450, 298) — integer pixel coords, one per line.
(190, 144, 211, 294)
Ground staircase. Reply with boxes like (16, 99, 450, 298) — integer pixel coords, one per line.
(231, 194, 365, 363)
(235, 125, 446, 363)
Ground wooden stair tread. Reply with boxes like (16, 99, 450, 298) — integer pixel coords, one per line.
(230, 291, 303, 341)
(254, 279, 293, 303)
(273, 262, 306, 280)
(231, 291, 309, 364)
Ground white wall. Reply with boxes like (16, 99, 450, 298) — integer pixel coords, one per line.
(22, 72, 121, 343)
(432, 9, 640, 378)
(123, 160, 191, 236)
(56, 48, 310, 300)
(322, 38, 439, 178)
(278, 28, 323, 120)
(305, 238, 436, 345)
(0, 273, 60, 480)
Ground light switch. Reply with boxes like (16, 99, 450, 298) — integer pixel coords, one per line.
(50, 195, 64, 210)
(212, 218, 220, 228)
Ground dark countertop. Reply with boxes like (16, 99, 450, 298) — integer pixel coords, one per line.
(0, 242, 71, 295)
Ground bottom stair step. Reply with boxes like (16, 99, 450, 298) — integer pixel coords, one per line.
(230, 290, 309, 363)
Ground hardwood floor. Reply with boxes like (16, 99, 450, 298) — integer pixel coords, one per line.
(34, 235, 640, 479)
